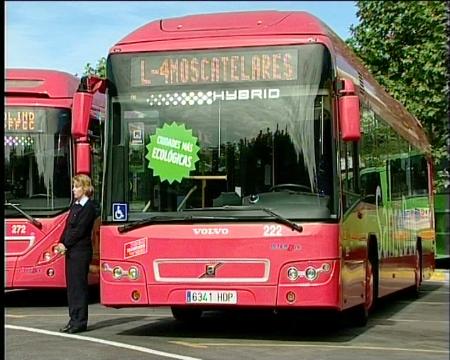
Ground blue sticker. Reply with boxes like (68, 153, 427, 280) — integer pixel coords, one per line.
(112, 203, 128, 222)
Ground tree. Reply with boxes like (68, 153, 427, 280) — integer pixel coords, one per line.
(347, 1, 449, 188)
(83, 57, 106, 78)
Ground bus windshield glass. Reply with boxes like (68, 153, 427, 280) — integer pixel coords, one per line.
(106, 44, 336, 221)
(4, 107, 72, 215)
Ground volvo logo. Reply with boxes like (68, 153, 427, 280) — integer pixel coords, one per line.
(193, 228, 229, 235)
(200, 263, 223, 278)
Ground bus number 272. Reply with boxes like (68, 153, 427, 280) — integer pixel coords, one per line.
(11, 225, 27, 234)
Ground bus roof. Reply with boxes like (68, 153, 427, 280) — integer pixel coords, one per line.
(112, 10, 327, 47)
(5, 68, 80, 98)
(109, 10, 431, 156)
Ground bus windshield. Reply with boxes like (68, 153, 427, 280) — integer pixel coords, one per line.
(4, 107, 72, 215)
(105, 44, 336, 221)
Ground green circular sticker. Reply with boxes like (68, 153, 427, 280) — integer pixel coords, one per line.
(145, 122, 200, 184)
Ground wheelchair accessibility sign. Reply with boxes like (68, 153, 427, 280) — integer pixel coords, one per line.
(113, 203, 128, 221)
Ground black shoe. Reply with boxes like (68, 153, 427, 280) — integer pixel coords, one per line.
(59, 323, 72, 333)
(66, 326, 87, 334)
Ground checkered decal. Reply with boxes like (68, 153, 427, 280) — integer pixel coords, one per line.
(146, 91, 214, 107)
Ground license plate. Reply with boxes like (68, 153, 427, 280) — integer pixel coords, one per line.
(186, 290, 237, 304)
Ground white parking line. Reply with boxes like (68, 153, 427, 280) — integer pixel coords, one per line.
(5, 313, 167, 318)
(6, 324, 202, 360)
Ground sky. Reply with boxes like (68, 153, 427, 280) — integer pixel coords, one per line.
(5, 1, 358, 76)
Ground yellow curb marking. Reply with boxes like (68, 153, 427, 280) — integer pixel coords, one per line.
(169, 341, 208, 349)
(173, 341, 448, 354)
(429, 274, 448, 280)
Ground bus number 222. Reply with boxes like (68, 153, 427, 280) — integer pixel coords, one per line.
(263, 225, 282, 236)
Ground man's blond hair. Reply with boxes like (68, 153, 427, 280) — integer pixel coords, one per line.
(73, 174, 94, 197)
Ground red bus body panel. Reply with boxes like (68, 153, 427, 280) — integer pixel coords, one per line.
(6, 215, 68, 288)
(101, 223, 342, 309)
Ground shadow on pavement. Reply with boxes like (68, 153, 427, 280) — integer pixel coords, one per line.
(88, 316, 150, 332)
(118, 282, 446, 342)
(120, 308, 364, 342)
(4, 285, 100, 307)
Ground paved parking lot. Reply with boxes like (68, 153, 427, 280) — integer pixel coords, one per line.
(5, 277, 449, 360)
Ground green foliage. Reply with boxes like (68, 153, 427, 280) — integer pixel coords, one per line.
(83, 57, 106, 78)
(347, 1, 448, 161)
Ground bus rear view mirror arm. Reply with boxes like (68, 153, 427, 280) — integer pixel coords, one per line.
(338, 79, 361, 142)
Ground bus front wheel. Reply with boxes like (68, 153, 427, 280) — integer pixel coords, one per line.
(351, 249, 378, 326)
(350, 254, 376, 327)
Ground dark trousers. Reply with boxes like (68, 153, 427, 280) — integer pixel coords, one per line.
(65, 248, 92, 328)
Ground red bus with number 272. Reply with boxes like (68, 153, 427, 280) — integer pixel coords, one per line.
(5, 69, 105, 289)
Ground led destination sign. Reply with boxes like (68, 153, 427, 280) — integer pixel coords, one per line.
(4, 110, 44, 132)
(131, 48, 298, 87)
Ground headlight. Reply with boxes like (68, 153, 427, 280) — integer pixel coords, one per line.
(287, 267, 299, 281)
(305, 267, 318, 281)
(112, 266, 123, 279)
(128, 266, 139, 280)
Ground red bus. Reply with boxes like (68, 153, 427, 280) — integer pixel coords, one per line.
(98, 11, 435, 325)
(5, 69, 105, 289)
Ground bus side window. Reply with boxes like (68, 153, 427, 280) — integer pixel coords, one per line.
(340, 140, 360, 212)
(361, 171, 382, 205)
(390, 158, 408, 199)
(410, 155, 428, 195)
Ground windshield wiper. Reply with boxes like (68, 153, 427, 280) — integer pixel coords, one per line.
(5, 202, 43, 229)
(256, 207, 303, 233)
(118, 207, 303, 234)
(118, 215, 238, 234)
(183, 205, 303, 233)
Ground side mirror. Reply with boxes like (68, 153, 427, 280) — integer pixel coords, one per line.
(75, 143, 91, 174)
(338, 79, 361, 142)
(72, 92, 93, 138)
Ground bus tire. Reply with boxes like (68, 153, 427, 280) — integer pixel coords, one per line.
(369, 237, 379, 305)
(350, 258, 372, 327)
(171, 306, 202, 322)
(410, 238, 422, 297)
